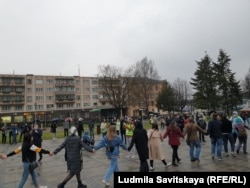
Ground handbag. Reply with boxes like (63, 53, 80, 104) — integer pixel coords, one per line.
(26, 157, 38, 172)
(104, 137, 114, 153)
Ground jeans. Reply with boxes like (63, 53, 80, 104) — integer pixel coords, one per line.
(222, 133, 235, 153)
(104, 157, 119, 182)
(18, 162, 38, 188)
(210, 138, 223, 158)
(189, 140, 201, 160)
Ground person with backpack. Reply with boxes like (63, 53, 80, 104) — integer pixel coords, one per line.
(235, 117, 249, 154)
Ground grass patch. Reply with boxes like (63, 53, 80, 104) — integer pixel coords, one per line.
(0, 122, 152, 144)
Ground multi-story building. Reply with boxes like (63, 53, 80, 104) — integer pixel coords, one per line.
(0, 73, 161, 126)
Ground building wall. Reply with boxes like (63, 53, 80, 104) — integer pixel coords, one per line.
(0, 73, 161, 124)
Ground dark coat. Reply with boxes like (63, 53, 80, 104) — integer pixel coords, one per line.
(53, 135, 93, 173)
(207, 118, 223, 139)
(128, 122, 149, 161)
(32, 129, 42, 147)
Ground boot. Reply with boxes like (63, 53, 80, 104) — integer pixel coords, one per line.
(78, 181, 87, 188)
(57, 182, 65, 188)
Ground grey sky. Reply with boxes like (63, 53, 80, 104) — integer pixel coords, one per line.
(0, 0, 249, 83)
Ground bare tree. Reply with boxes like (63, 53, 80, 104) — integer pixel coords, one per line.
(172, 78, 192, 113)
(98, 64, 132, 117)
(129, 57, 160, 115)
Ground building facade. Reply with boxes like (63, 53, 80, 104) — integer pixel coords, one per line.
(0, 74, 161, 126)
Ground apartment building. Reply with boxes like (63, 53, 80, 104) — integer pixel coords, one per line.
(0, 74, 109, 125)
(0, 74, 161, 126)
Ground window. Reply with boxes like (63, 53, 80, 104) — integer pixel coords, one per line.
(36, 88, 43, 92)
(15, 105, 23, 111)
(36, 105, 43, 110)
(35, 79, 43, 84)
(2, 106, 10, 111)
(57, 104, 64, 108)
(83, 80, 90, 85)
(46, 96, 53, 100)
(83, 88, 90, 92)
(46, 88, 54, 92)
(76, 95, 81, 100)
(46, 79, 53, 84)
(66, 104, 74, 108)
(92, 87, 98, 92)
(83, 95, 90, 100)
(76, 103, 81, 108)
(27, 105, 32, 110)
(35, 96, 43, 101)
(92, 95, 98, 99)
(75, 80, 80, 85)
(83, 103, 90, 107)
(27, 96, 32, 102)
(92, 80, 98, 85)
(27, 88, 32, 92)
(27, 79, 32, 84)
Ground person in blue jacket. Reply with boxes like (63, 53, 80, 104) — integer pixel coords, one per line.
(93, 124, 127, 186)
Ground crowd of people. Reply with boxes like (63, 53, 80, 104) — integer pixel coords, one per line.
(0, 111, 249, 187)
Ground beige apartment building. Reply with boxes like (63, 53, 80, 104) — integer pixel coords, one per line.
(0, 74, 161, 126)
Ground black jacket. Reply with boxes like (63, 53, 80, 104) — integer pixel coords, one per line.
(128, 122, 149, 161)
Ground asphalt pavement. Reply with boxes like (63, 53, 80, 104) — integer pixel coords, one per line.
(0, 127, 250, 188)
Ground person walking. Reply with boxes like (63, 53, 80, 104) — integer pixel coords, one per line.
(93, 124, 127, 186)
(119, 116, 126, 144)
(88, 118, 95, 139)
(207, 113, 223, 160)
(77, 118, 84, 138)
(50, 121, 57, 140)
(235, 118, 249, 154)
(1, 124, 7, 144)
(11, 123, 18, 144)
(2, 132, 50, 188)
(100, 118, 108, 137)
(63, 119, 70, 137)
(50, 126, 93, 188)
(221, 113, 236, 157)
(197, 115, 207, 142)
(125, 118, 136, 158)
(128, 120, 150, 172)
(163, 120, 184, 166)
(147, 123, 171, 170)
(32, 124, 43, 162)
(184, 117, 207, 162)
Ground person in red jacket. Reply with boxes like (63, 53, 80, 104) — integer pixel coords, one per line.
(163, 120, 184, 166)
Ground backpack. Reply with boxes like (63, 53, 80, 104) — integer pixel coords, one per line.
(237, 126, 247, 137)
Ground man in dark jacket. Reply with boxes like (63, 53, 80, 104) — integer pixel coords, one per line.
(207, 113, 223, 160)
(50, 126, 93, 188)
(77, 118, 84, 137)
(221, 113, 236, 157)
(128, 119, 149, 172)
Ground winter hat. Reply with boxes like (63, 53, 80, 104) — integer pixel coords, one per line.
(69, 126, 78, 136)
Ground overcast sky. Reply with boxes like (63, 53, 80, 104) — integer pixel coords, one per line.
(0, 0, 249, 83)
